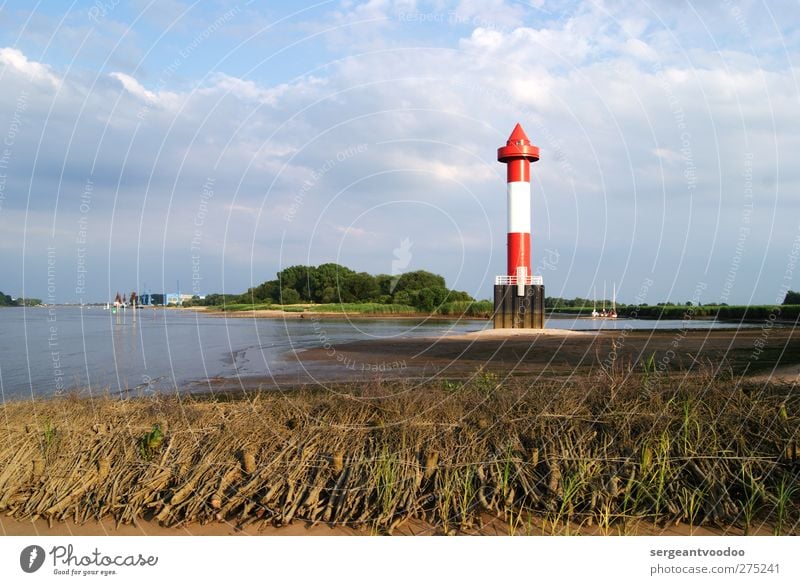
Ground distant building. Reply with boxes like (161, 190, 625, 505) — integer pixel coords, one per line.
(165, 293, 194, 305)
(139, 293, 165, 306)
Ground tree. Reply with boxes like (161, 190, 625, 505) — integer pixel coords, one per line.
(244, 279, 280, 303)
(16, 297, 42, 306)
(410, 286, 449, 312)
(340, 272, 380, 303)
(318, 286, 338, 303)
(392, 270, 446, 295)
(394, 290, 412, 306)
(200, 293, 240, 306)
(375, 274, 395, 296)
(783, 290, 800, 304)
(446, 290, 474, 302)
(277, 265, 315, 301)
(0, 291, 15, 306)
(239, 264, 467, 311)
(279, 288, 301, 304)
(311, 263, 355, 302)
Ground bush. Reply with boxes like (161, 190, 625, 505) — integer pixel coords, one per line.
(340, 272, 380, 303)
(393, 291, 412, 306)
(392, 270, 446, 295)
(410, 286, 449, 312)
(438, 300, 493, 318)
(446, 290, 474, 303)
(0, 291, 16, 306)
(280, 288, 301, 304)
(308, 303, 417, 314)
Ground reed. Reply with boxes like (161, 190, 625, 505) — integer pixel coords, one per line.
(0, 369, 797, 535)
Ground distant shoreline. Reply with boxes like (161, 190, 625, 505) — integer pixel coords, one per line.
(198, 307, 488, 321)
(10, 304, 797, 326)
(198, 307, 798, 326)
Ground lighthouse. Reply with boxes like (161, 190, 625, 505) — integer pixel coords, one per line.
(493, 123, 545, 329)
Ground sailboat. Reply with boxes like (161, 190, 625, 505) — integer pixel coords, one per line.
(591, 287, 599, 318)
(609, 283, 618, 319)
(601, 281, 607, 318)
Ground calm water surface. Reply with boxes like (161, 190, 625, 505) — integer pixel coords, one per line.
(0, 307, 754, 399)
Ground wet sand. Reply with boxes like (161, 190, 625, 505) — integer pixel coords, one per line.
(749, 363, 800, 384)
(200, 307, 475, 321)
(175, 326, 800, 397)
(189, 308, 800, 387)
(293, 326, 800, 382)
(0, 512, 769, 537)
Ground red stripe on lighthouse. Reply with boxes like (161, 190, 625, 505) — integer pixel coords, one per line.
(506, 159, 530, 182)
(507, 232, 531, 277)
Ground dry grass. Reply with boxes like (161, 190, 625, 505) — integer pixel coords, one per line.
(0, 366, 798, 535)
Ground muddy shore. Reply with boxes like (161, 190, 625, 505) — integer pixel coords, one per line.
(289, 326, 800, 384)
(175, 326, 800, 396)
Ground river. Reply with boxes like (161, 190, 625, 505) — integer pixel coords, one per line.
(0, 307, 756, 399)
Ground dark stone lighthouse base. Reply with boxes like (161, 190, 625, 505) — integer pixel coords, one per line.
(493, 284, 545, 329)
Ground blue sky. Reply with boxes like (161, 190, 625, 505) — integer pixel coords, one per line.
(0, 0, 798, 305)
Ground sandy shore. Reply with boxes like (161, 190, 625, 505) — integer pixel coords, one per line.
(199, 308, 482, 321)
(133, 324, 800, 399)
(292, 326, 800, 381)
(0, 514, 763, 537)
(441, 327, 595, 340)
(177, 326, 800, 394)
(748, 363, 800, 384)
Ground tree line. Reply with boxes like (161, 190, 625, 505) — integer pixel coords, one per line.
(0, 292, 42, 307)
(192, 264, 476, 312)
(547, 290, 800, 310)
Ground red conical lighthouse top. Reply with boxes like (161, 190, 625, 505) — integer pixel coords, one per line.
(508, 122, 528, 142)
(498, 123, 540, 163)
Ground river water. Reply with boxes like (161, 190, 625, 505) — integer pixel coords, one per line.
(0, 307, 755, 399)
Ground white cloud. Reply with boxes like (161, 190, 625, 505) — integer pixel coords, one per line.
(652, 148, 681, 164)
(205, 72, 294, 105)
(453, 0, 527, 27)
(110, 72, 158, 103)
(624, 38, 658, 62)
(333, 224, 376, 237)
(225, 203, 260, 214)
(383, 150, 495, 183)
(0, 47, 59, 86)
(463, 27, 504, 50)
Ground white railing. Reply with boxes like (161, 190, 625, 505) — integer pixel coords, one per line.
(495, 275, 543, 285)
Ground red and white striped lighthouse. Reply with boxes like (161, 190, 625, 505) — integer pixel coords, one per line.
(497, 123, 540, 281)
(493, 123, 544, 329)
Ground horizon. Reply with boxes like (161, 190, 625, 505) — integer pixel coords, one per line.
(1, 1, 798, 306)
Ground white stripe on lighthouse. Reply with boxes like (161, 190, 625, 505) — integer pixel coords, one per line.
(507, 181, 530, 234)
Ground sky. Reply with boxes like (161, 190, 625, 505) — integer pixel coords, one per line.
(0, 0, 798, 305)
